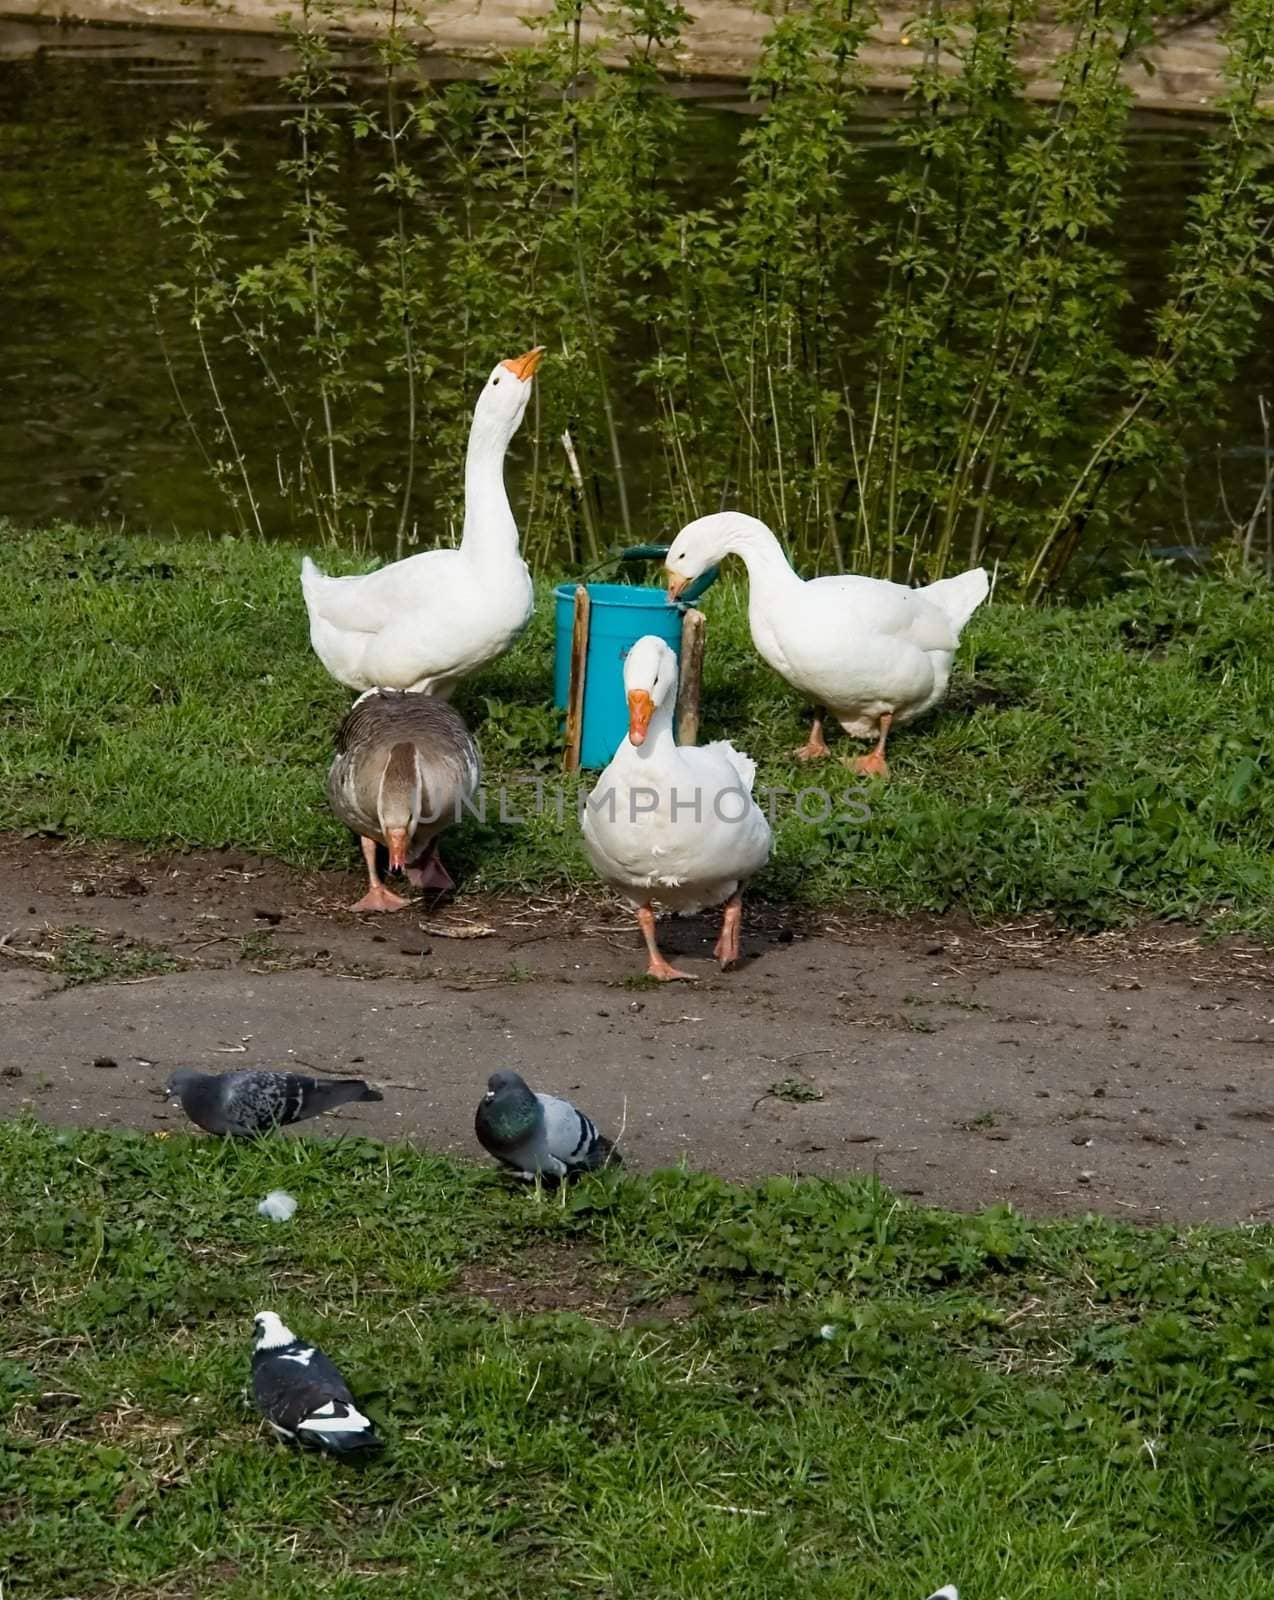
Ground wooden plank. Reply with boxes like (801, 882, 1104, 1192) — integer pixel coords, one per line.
(562, 584, 591, 774)
(675, 607, 706, 747)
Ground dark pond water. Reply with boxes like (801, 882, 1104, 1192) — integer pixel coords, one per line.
(1, 17, 1270, 555)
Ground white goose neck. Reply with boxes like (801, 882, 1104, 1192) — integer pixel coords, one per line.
(460, 410, 520, 565)
(716, 516, 801, 589)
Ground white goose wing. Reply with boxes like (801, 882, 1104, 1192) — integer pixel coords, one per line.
(699, 739, 757, 793)
(300, 549, 462, 636)
(652, 743, 772, 885)
(802, 572, 964, 653)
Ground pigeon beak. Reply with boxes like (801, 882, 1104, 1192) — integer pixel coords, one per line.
(627, 689, 655, 746)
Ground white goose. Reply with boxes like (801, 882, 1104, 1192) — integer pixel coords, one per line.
(582, 635, 772, 981)
(664, 512, 989, 776)
(300, 348, 542, 695)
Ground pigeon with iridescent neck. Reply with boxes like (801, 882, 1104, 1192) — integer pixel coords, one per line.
(475, 1070, 619, 1181)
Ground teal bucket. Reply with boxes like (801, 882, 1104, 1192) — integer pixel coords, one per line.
(554, 583, 685, 769)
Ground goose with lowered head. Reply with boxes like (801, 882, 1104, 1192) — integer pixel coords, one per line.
(300, 347, 542, 695)
(327, 688, 480, 913)
(581, 635, 772, 981)
(665, 512, 988, 777)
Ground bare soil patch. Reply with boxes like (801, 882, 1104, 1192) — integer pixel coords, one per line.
(2, 833, 1273, 1225)
(456, 1244, 696, 1325)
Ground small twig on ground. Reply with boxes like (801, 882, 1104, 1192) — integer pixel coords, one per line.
(418, 919, 496, 939)
(0, 932, 54, 964)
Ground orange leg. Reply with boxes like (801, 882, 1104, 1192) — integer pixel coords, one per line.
(844, 712, 893, 780)
(793, 710, 830, 763)
(636, 905, 695, 982)
(712, 893, 743, 970)
(351, 835, 409, 913)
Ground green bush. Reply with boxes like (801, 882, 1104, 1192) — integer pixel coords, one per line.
(146, 0, 1274, 587)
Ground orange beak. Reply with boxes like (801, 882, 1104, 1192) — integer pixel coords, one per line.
(385, 827, 410, 873)
(627, 689, 655, 746)
(500, 346, 546, 382)
(666, 572, 690, 601)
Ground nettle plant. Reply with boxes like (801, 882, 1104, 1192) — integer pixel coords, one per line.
(147, 0, 1274, 591)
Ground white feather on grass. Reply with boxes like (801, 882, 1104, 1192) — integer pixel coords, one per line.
(257, 1190, 298, 1222)
(926, 1588, 958, 1600)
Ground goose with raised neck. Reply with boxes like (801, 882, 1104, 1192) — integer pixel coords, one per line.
(665, 510, 989, 776)
(299, 347, 542, 696)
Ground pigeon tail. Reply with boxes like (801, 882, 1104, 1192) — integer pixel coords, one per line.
(590, 1131, 622, 1171)
(300, 1422, 380, 1455)
(303, 1079, 384, 1116)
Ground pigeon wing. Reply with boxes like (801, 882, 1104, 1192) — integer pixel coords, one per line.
(275, 1075, 382, 1126)
(537, 1093, 618, 1173)
(252, 1344, 375, 1452)
(223, 1072, 300, 1135)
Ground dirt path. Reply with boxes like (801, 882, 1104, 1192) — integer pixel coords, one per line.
(2, 834, 1272, 1225)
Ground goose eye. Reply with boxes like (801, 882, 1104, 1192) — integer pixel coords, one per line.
(492, 376, 501, 386)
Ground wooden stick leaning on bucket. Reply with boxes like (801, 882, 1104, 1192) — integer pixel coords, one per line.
(562, 585, 591, 774)
(675, 608, 706, 747)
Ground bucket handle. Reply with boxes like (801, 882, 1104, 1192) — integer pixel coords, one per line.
(615, 543, 720, 607)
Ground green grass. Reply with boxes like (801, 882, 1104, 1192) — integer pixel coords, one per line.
(4, 1119, 1274, 1597)
(3, 522, 1273, 931)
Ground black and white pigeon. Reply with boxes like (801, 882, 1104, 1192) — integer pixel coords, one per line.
(250, 1310, 378, 1456)
(474, 1069, 620, 1181)
(164, 1068, 383, 1137)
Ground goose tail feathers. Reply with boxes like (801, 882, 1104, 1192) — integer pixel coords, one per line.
(920, 567, 989, 635)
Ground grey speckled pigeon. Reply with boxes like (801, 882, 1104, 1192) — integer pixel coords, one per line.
(250, 1311, 378, 1456)
(164, 1068, 382, 1137)
(475, 1069, 620, 1181)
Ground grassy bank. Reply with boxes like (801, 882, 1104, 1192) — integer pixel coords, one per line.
(3, 1119, 1274, 1596)
(3, 523, 1273, 931)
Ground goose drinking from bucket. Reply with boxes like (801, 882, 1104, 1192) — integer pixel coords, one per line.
(300, 348, 542, 695)
(581, 635, 772, 981)
(664, 512, 989, 776)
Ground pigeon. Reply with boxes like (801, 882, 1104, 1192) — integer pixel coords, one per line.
(475, 1069, 620, 1181)
(164, 1068, 383, 1137)
(250, 1311, 378, 1456)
